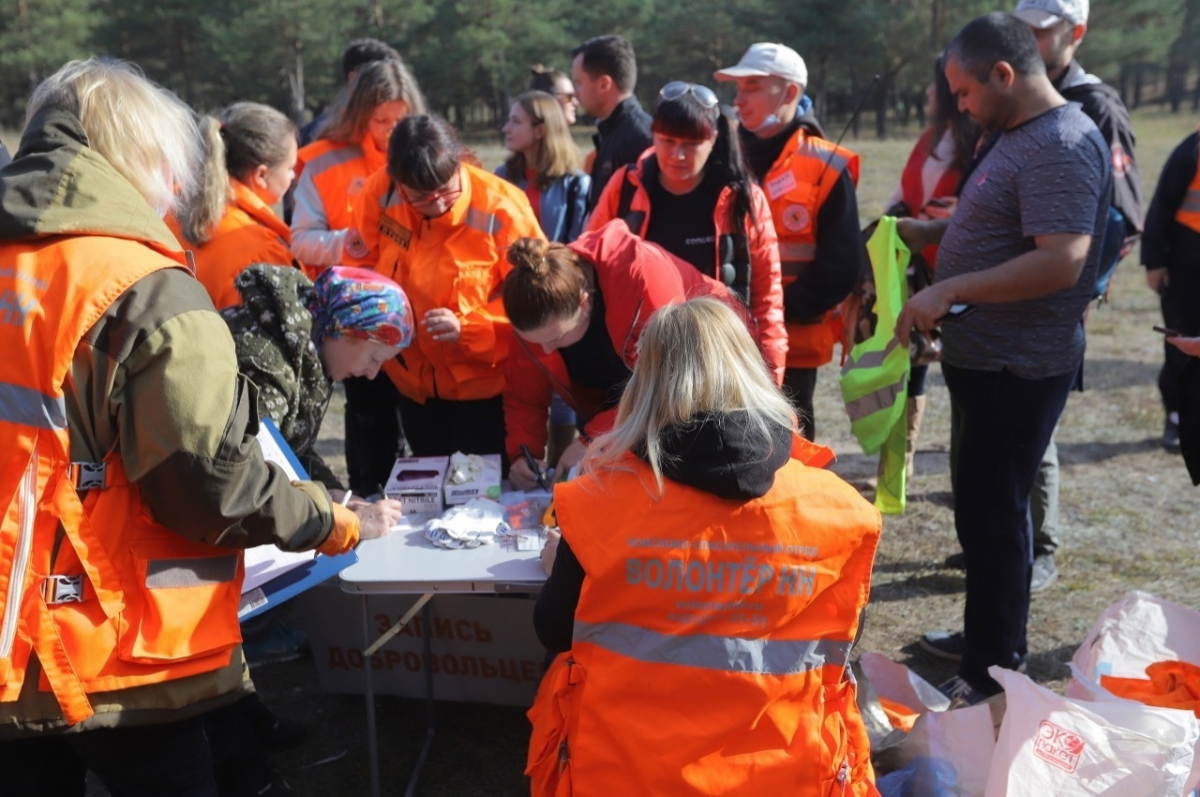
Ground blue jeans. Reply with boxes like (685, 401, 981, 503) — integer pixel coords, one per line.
(943, 363, 1076, 695)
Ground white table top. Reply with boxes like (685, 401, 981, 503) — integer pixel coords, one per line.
(339, 522, 547, 595)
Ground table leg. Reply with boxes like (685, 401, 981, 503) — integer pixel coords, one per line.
(363, 595, 381, 797)
(405, 601, 437, 797)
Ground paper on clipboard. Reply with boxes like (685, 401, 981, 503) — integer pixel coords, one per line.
(243, 418, 316, 594)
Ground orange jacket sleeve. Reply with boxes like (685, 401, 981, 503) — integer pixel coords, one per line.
(503, 340, 555, 460)
(456, 200, 545, 365)
(583, 165, 625, 234)
(747, 186, 788, 386)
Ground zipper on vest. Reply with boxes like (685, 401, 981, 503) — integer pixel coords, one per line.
(1, 448, 37, 658)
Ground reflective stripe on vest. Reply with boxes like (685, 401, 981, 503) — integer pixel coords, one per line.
(798, 141, 851, 176)
(465, 207, 500, 235)
(844, 371, 907, 422)
(841, 336, 901, 376)
(145, 555, 240, 589)
(0, 381, 67, 430)
(575, 619, 851, 675)
(780, 241, 817, 278)
(1175, 160, 1200, 233)
(305, 145, 362, 178)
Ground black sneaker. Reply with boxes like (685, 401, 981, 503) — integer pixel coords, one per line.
(937, 675, 991, 707)
(943, 552, 966, 570)
(1030, 554, 1059, 593)
(1163, 418, 1182, 454)
(919, 630, 964, 662)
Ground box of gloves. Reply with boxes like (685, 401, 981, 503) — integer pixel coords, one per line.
(443, 452, 502, 506)
(384, 456, 448, 517)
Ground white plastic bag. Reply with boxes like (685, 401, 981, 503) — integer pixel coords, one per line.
(986, 667, 1200, 796)
(1068, 591, 1200, 703)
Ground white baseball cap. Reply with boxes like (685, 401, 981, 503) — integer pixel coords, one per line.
(714, 43, 808, 86)
(1014, 0, 1089, 28)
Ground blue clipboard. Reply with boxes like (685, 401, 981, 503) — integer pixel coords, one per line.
(239, 418, 358, 622)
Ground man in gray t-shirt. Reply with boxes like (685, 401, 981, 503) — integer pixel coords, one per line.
(894, 12, 1110, 706)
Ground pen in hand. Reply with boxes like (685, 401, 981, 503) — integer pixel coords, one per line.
(519, 443, 549, 490)
(341, 490, 353, 507)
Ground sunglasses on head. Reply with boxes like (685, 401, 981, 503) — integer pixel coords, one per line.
(658, 81, 719, 109)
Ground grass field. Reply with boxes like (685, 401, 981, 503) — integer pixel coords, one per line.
(70, 107, 1200, 795)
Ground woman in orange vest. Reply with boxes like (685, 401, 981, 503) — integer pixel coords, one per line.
(172, 102, 299, 310)
(586, 81, 787, 386)
(291, 58, 426, 271)
(528, 296, 881, 796)
(292, 58, 426, 494)
(882, 57, 979, 477)
(351, 115, 544, 459)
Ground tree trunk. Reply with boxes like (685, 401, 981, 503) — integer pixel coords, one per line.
(287, 42, 306, 125)
(875, 72, 891, 140)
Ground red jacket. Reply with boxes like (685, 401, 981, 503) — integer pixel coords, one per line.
(898, 127, 962, 268)
(504, 222, 737, 461)
(587, 154, 787, 384)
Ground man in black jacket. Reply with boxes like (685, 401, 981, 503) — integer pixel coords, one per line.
(572, 35, 653, 213)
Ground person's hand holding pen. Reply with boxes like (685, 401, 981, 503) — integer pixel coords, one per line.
(511, 444, 549, 491)
(330, 487, 403, 541)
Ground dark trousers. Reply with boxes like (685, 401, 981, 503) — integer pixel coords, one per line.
(783, 367, 818, 440)
(0, 715, 218, 796)
(397, 393, 506, 463)
(943, 363, 1076, 695)
(1159, 281, 1200, 415)
(343, 375, 405, 494)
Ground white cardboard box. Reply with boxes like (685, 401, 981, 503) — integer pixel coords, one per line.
(384, 456, 448, 517)
(443, 453, 502, 506)
(298, 583, 545, 706)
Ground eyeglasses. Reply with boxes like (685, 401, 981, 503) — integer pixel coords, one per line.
(555, 91, 577, 103)
(398, 174, 462, 206)
(658, 81, 719, 109)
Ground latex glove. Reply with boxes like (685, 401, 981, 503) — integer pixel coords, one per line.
(355, 498, 405, 540)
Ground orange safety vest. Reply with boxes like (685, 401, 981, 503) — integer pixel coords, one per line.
(762, 129, 861, 369)
(168, 180, 296, 310)
(351, 163, 545, 402)
(0, 236, 245, 726)
(1174, 157, 1200, 234)
(527, 442, 882, 797)
(294, 135, 387, 277)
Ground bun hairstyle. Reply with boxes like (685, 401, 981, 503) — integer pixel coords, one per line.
(502, 237, 590, 332)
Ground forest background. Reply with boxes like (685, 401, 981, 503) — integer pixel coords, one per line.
(3, 0, 1200, 137)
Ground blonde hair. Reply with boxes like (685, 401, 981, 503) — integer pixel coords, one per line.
(585, 297, 797, 496)
(26, 57, 200, 217)
(182, 102, 297, 245)
(503, 91, 581, 189)
(318, 59, 427, 145)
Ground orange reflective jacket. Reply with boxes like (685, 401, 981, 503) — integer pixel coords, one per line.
(351, 164, 544, 402)
(1174, 159, 1200, 234)
(762, 130, 860, 369)
(528, 445, 882, 796)
(292, 135, 387, 275)
(0, 237, 245, 726)
(168, 180, 295, 310)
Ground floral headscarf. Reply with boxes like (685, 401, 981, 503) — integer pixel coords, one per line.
(308, 266, 414, 348)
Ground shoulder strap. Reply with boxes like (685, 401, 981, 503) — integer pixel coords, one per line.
(615, 166, 637, 225)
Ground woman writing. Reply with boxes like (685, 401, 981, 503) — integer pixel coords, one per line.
(497, 90, 590, 244)
(587, 81, 787, 385)
(527, 297, 881, 796)
(172, 102, 299, 310)
(350, 115, 544, 458)
(502, 223, 734, 489)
